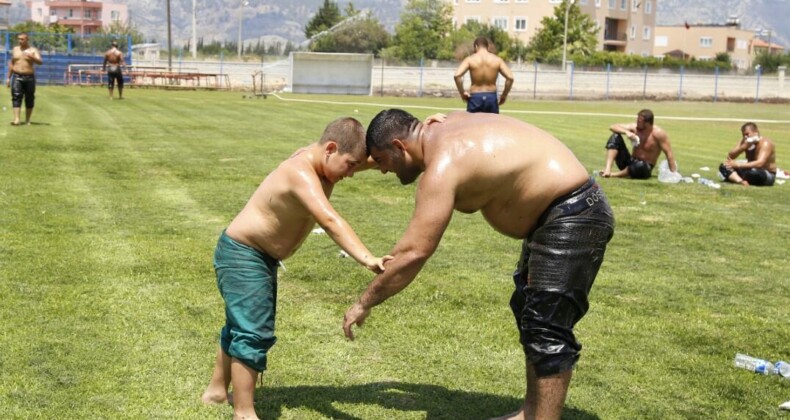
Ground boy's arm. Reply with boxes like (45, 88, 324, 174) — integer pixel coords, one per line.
(289, 167, 389, 272)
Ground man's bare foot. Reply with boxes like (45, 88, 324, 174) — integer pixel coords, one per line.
(488, 409, 525, 420)
(233, 411, 259, 420)
(201, 389, 229, 405)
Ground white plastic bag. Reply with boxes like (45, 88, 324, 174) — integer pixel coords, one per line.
(657, 160, 682, 184)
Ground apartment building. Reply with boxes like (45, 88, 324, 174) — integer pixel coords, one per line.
(448, 0, 656, 56)
(654, 20, 782, 71)
(27, 0, 129, 36)
(0, 1, 10, 31)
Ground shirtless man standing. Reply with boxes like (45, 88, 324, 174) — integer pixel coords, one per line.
(454, 36, 515, 113)
(201, 117, 393, 420)
(718, 122, 777, 187)
(7, 33, 43, 126)
(343, 109, 615, 420)
(102, 41, 125, 100)
(601, 109, 676, 179)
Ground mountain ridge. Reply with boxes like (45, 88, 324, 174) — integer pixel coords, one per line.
(7, 0, 789, 51)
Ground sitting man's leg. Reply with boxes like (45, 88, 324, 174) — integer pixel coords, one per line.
(719, 163, 749, 186)
(741, 168, 775, 187)
(602, 134, 631, 177)
(627, 159, 654, 179)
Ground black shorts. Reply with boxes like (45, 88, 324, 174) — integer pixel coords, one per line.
(510, 178, 615, 377)
(11, 73, 36, 109)
(718, 164, 775, 186)
(107, 70, 124, 90)
(605, 133, 653, 179)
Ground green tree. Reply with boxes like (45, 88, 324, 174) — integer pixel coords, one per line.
(452, 21, 521, 61)
(526, 0, 598, 63)
(310, 15, 390, 54)
(9, 21, 73, 52)
(385, 0, 453, 60)
(83, 21, 145, 52)
(304, 0, 342, 39)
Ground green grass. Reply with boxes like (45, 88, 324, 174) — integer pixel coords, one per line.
(1, 87, 789, 419)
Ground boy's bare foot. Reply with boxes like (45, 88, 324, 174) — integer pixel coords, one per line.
(201, 390, 229, 405)
(233, 411, 259, 420)
(488, 409, 525, 420)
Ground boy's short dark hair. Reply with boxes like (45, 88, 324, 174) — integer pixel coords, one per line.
(320, 117, 367, 156)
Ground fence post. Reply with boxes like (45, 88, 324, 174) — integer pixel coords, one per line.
(532, 60, 538, 99)
(380, 57, 384, 97)
(178, 48, 183, 72)
(713, 66, 719, 102)
(642, 65, 648, 99)
(67, 33, 72, 55)
(755, 66, 762, 103)
(568, 61, 574, 100)
(779, 66, 786, 93)
(605, 63, 611, 100)
(678, 65, 684, 101)
(220, 51, 224, 77)
(418, 57, 424, 97)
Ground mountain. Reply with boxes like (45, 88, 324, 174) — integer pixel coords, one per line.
(656, 0, 789, 47)
(7, 0, 789, 51)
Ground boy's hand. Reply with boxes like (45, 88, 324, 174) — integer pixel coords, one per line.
(365, 255, 394, 274)
(343, 302, 370, 341)
(424, 113, 447, 125)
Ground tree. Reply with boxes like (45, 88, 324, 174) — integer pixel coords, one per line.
(385, 0, 453, 61)
(304, 0, 342, 39)
(453, 21, 523, 61)
(525, 0, 598, 63)
(310, 15, 390, 54)
(10, 21, 73, 52)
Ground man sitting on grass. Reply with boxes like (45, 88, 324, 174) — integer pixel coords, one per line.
(718, 122, 777, 187)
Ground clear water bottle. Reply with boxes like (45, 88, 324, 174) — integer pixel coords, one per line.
(734, 353, 775, 375)
(698, 177, 721, 189)
(775, 361, 790, 378)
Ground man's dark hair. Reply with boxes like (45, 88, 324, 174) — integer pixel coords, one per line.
(320, 117, 366, 156)
(111, 40, 118, 47)
(473, 36, 490, 49)
(366, 109, 419, 153)
(741, 122, 758, 132)
(638, 109, 654, 124)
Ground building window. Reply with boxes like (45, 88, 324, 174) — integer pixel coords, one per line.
(595, 0, 601, 7)
(736, 39, 748, 50)
(608, 0, 615, 9)
(84, 9, 92, 18)
(69, 9, 73, 17)
(492, 16, 508, 30)
(630, 24, 636, 39)
(549, 0, 561, 3)
(699, 37, 713, 47)
(620, 0, 627, 10)
(493, 0, 509, 3)
(515, 0, 528, 3)
(465, 16, 481, 24)
(645, 0, 652, 14)
(111, 11, 120, 20)
(579, 0, 588, 4)
(642, 26, 650, 40)
(515, 17, 528, 31)
(465, 0, 480, 3)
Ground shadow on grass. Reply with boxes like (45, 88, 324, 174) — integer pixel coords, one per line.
(257, 381, 599, 419)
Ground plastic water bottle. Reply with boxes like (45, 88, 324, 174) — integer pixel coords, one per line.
(734, 353, 775, 375)
(698, 177, 721, 189)
(776, 361, 790, 378)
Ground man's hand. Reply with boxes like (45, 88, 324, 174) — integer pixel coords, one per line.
(343, 302, 370, 341)
(460, 91, 470, 103)
(498, 95, 507, 106)
(424, 113, 447, 125)
(365, 255, 393, 274)
(724, 157, 737, 170)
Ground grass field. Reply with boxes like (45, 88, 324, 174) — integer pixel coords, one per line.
(1, 87, 789, 419)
